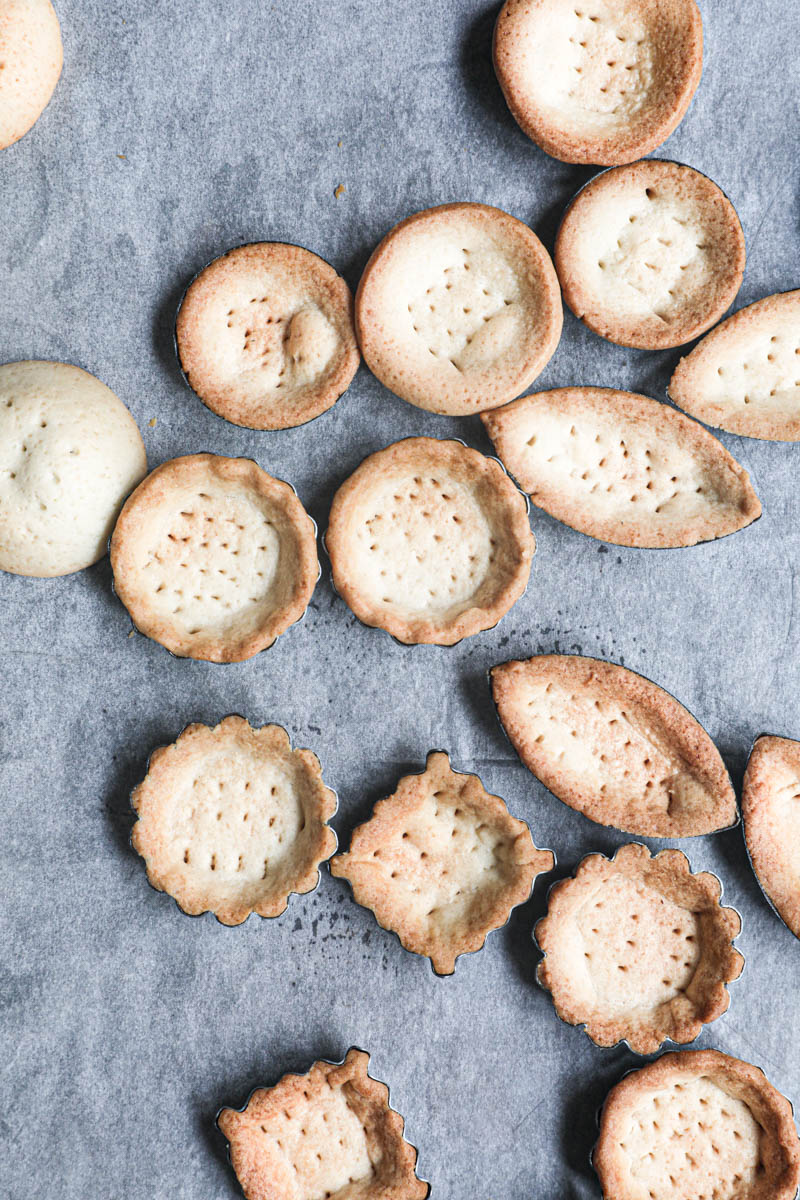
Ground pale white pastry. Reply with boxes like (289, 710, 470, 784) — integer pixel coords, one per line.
(0, 0, 63, 150)
(0, 361, 147, 577)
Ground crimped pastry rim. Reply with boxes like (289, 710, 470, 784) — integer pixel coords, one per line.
(488, 652, 740, 837)
(324, 436, 535, 646)
(554, 159, 746, 349)
(481, 386, 762, 549)
(330, 749, 556, 976)
(493, 0, 703, 166)
(129, 714, 339, 925)
(216, 1046, 431, 1200)
(355, 201, 563, 416)
(109, 452, 319, 663)
(175, 240, 360, 431)
(532, 842, 744, 1054)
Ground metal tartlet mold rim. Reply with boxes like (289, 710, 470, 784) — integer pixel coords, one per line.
(128, 712, 339, 926)
(330, 747, 558, 979)
(485, 650, 742, 837)
(173, 238, 359, 434)
(740, 729, 800, 942)
(108, 451, 322, 665)
(531, 841, 746, 1056)
(320, 434, 534, 651)
(215, 1044, 431, 1199)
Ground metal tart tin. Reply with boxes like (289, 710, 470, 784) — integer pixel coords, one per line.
(741, 729, 800, 941)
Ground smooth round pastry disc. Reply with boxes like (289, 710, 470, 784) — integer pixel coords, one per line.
(0, 0, 63, 151)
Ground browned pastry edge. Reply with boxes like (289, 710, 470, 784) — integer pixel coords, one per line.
(594, 1049, 800, 1200)
(493, 0, 703, 166)
(325, 437, 534, 645)
(536, 843, 743, 1053)
(110, 453, 318, 662)
(130, 716, 338, 924)
(743, 734, 800, 939)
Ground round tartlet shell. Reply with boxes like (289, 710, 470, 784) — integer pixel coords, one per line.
(175, 241, 360, 431)
(554, 160, 746, 349)
(493, 0, 703, 166)
(594, 1049, 800, 1200)
(325, 437, 535, 645)
(355, 202, 562, 416)
(0, 0, 63, 151)
(110, 453, 319, 662)
(742, 734, 800, 939)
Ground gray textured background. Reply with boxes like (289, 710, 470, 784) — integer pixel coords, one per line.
(1, 1, 799, 1197)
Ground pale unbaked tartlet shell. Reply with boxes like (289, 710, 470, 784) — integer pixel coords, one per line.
(481, 386, 761, 548)
(493, 0, 703, 166)
(176, 241, 360, 430)
(131, 717, 337, 925)
(355, 202, 562, 416)
(325, 437, 535, 645)
(669, 290, 800, 441)
(594, 1050, 800, 1200)
(491, 654, 738, 837)
(0, 0, 63, 151)
(110, 453, 318, 662)
(555, 160, 746, 348)
(536, 843, 743, 1053)
(331, 751, 555, 974)
(217, 1048, 429, 1200)
(743, 734, 800, 939)
(0, 360, 147, 577)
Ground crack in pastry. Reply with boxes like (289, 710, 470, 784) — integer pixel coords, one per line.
(110, 453, 318, 661)
(331, 751, 554, 975)
(355, 203, 562, 415)
(131, 716, 337, 924)
(0, 360, 147, 577)
(482, 386, 760, 548)
(554, 161, 745, 349)
(493, 0, 702, 166)
(491, 654, 737, 836)
(217, 1048, 429, 1200)
(325, 437, 534, 645)
(536, 844, 743, 1053)
(593, 1049, 800, 1200)
(0, 0, 62, 151)
(176, 242, 360, 430)
(743, 734, 800, 939)
(669, 290, 800, 441)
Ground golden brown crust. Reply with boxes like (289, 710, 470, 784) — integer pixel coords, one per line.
(594, 1049, 800, 1200)
(331, 752, 554, 974)
(325, 438, 534, 645)
(218, 1048, 429, 1200)
(131, 716, 337, 925)
(555, 160, 746, 349)
(481, 387, 761, 548)
(743, 734, 800, 939)
(536, 843, 743, 1053)
(669, 290, 800, 441)
(355, 203, 562, 416)
(493, 0, 703, 166)
(110, 454, 318, 663)
(176, 242, 360, 430)
(491, 654, 737, 836)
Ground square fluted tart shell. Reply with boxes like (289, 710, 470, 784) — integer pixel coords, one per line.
(669, 290, 800, 441)
(176, 242, 360, 430)
(594, 1049, 800, 1200)
(493, 0, 703, 166)
(131, 717, 337, 925)
(554, 160, 745, 348)
(325, 437, 534, 645)
(355, 202, 562, 416)
(110, 453, 318, 662)
(536, 843, 743, 1053)
(217, 1048, 429, 1200)
(491, 654, 737, 837)
(331, 752, 554, 975)
(743, 734, 800, 939)
(482, 387, 760, 548)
